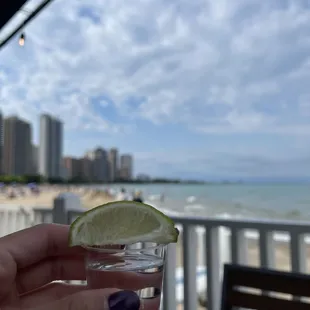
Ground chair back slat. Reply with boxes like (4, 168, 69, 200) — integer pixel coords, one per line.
(228, 291, 310, 310)
(221, 264, 310, 310)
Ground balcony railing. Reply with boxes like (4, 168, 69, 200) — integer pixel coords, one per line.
(1, 194, 310, 310)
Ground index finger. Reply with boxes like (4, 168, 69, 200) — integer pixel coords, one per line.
(0, 224, 83, 269)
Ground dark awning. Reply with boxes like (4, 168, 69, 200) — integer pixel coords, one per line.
(0, 0, 28, 31)
(0, 0, 54, 50)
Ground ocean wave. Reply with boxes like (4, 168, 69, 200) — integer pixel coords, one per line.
(186, 196, 197, 203)
(147, 194, 161, 201)
(184, 204, 204, 211)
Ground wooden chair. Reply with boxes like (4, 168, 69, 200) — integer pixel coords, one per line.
(221, 264, 310, 310)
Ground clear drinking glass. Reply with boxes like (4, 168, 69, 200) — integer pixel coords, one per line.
(85, 243, 167, 310)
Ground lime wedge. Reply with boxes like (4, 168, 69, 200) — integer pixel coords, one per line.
(69, 201, 179, 246)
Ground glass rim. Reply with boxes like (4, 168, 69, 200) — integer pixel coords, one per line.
(82, 243, 167, 253)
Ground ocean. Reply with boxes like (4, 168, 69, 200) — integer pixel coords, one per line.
(98, 183, 310, 221)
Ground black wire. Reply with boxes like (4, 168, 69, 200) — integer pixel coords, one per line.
(0, 0, 55, 50)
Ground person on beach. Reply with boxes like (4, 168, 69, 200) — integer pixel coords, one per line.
(0, 224, 151, 310)
(115, 188, 130, 201)
(7, 189, 17, 199)
(132, 190, 144, 203)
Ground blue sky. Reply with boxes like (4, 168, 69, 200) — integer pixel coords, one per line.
(1, 0, 310, 180)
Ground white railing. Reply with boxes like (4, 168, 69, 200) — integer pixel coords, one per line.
(2, 198, 310, 310)
(163, 216, 310, 310)
(0, 205, 35, 237)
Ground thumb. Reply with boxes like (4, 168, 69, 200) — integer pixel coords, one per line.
(32, 289, 141, 310)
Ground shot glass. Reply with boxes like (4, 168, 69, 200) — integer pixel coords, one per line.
(85, 243, 167, 310)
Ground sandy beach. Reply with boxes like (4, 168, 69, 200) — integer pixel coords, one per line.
(0, 185, 114, 209)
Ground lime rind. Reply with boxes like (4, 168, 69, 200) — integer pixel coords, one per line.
(69, 201, 179, 247)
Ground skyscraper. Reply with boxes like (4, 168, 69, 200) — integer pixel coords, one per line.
(120, 154, 133, 180)
(30, 144, 38, 175)
(3, 116, 32, 176)
(0, 111, 3, 174)
(39, 114, 63, 179)
(108, 148, 118, 182)
(92, 148, 109, 182)
(63, 157, 81, 180)
(80, 156, 93, 182)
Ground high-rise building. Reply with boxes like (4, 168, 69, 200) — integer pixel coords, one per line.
(92, 148, 109, 182)
(108, 148, 118, 182)
(30, 144, 38, 175)
(39, 114, 63, 179)
(3, 116, 32, 176)
(85, 150, 96, 181)
(63, 157, 81, 180)
(120, 154, 133, 180)
(80, 157, 93, 182)
(0, 111, 3, 174)
(85, 150, 96, 160)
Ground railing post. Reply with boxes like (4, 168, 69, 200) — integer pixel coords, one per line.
(231, 228, 248, 264)
(163, 243, 177, 310)
(290, 232, 306, 273)
(259, 230, 275, 268)
(290, 232, 307, 301)
(197, 227, 206, 266)
(53, 193, 82, 224)
(219, 227, 231, 266)
(206, 226, 221, 310)
(53, 196, 67, 224)
(183, 225, 198, 310)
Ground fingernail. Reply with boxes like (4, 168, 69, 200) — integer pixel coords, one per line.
(108, 290, 140, 310)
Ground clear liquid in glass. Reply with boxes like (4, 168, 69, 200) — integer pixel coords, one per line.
(86, 244, 166, 310)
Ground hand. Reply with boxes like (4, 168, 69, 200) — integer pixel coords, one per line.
(0, 224, 145, 310)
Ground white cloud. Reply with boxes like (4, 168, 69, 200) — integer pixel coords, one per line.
(1, 0, 310, 137)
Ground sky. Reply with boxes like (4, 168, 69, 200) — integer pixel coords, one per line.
(0, 0, 310, 181)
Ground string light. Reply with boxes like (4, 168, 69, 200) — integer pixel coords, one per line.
(18, 33, 25, 46)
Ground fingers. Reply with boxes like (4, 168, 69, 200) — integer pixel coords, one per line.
(29, 289, 142, 310)
(21, 283, 161, 310)
(20, 282, 87, 307)
(0, 224, 83, 269)
(17, 255, 86, 293)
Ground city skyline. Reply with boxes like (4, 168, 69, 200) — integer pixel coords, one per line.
(0, 110, 135, 180)
(63, 150, 133, 182)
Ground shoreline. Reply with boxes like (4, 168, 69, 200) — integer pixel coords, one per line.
(0, 185, 114, 209)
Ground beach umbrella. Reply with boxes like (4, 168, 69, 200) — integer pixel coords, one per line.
(27, 182, 37, 188)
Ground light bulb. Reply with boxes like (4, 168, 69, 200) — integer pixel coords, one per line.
(19, 33, 25, 46)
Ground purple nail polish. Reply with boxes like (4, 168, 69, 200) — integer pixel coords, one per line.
(108, 290, 140, 310)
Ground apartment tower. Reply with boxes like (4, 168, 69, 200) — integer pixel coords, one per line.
(3, 116, 32, 175)
(120, 154, 133, 180)
(108, 148, 118, 182)
(39, 114, 63, 179)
